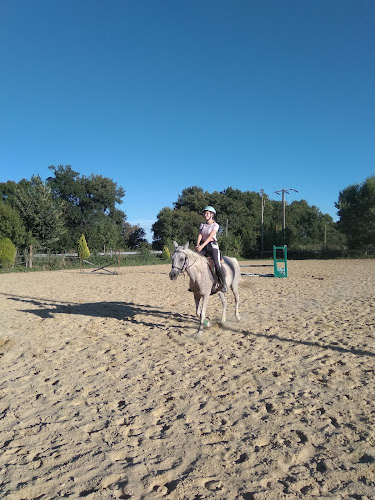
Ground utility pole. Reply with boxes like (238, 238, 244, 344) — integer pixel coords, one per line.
(274, 188, 298, 236)
(260, 189, 265, 254)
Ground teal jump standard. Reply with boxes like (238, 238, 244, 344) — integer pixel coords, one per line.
(273, 245, 288, 278)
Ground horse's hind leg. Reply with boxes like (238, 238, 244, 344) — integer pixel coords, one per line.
(231, 283, 241, 321)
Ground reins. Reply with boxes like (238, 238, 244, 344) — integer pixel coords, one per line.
(186, 255, 199, 272)
(172, 250, 200, 275)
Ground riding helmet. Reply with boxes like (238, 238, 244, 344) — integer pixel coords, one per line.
(203, 206, 216, 215)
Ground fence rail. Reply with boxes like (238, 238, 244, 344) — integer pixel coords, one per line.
(32, 251, 162, 257)
(8, 250, 163, 270)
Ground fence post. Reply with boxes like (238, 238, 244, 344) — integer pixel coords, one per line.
(28, 245, 33, 268)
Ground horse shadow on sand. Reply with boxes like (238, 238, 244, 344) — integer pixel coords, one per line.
(3, 293, 195, 330)
(220, 323, 375, 359)
(3, 293, 374, 358)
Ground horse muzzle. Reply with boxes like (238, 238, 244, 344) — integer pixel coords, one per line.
(169, 268, 180, 280)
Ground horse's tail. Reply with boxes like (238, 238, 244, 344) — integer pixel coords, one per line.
(223, 256, 242, 283)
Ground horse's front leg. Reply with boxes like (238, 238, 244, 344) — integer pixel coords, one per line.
(195, 293, 211, 338)
(218, 291, 227, 324)
(194, 295, 202, 318)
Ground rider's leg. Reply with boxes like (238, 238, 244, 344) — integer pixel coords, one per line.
(216, 266, 227, 292)
(208, 242, 227, 292)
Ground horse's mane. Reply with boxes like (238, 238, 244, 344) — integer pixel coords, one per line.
(183, 248, 209, 274)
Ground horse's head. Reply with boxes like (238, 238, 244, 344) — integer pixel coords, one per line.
(169, 241, 189, 280)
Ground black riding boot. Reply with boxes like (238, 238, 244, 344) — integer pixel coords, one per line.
(217, 267, 227, 292)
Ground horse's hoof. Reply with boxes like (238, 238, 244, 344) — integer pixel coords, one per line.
(192, 331, 203, 341)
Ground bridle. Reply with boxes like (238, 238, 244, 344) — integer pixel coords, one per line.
(171, 249, 198, 274)
(171, 251, 187, 273)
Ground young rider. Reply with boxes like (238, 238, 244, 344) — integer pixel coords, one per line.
(195, 206, 227, 292)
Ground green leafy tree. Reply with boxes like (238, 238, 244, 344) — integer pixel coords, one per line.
(0, 180, 18, 203)
(152, 186, 342, 256)
(152, 207, 202, 250)
(153, 188, 263, 255)
(284, 201, 332, 249)
(174, 186, 209, 212)
(47, 165, 83, 206)
(83, 173, 125, 215)
(0, 203, 27, 247)
(336, 176, 375, 250)
(12, 176, 66, 252)
(152, 207, 174, 250)
(212, 188, 262, 255)
(0, 237, 17, 269)
(47, 165, 127, 251)
(126, 225, 148, 249)
(85, 212, 122, 252)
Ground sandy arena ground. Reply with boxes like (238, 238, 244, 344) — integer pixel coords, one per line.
(0, 259, 374, 499)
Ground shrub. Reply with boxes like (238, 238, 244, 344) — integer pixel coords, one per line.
(162, 245, 171, 260)
(78, 234, 90, 261)
(0, 238, 17, 269)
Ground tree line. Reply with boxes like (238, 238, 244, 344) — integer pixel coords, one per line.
(1, 165, 374, 262)
(152, 186, 345, 257)
(152, 177, 374, 257)
(0, 165, 147, 257)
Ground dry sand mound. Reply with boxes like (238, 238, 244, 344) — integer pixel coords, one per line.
(0, 260, 374, 499)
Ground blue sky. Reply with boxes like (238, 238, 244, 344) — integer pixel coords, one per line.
(1, 0, 374, 241)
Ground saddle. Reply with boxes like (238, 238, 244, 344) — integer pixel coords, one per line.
(206, 257, 226, 295)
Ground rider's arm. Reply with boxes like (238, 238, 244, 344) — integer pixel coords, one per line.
(197, 229, 217, 251)
(195, 233, 203, 251)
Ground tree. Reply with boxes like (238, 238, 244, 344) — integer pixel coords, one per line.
(0, 238, 17, 269)
(13, 176, 66, 252)
(174, 186, 209, 212)
(152, 186, 343, 256)
(0, 202, 26, 248)
(78, 234, 90, 261)
(212, 188, 262, 256)
(0, 180, 18, 203)
(152, 207, 175, 250)
(284, 201, 331, 249)
(47, 165, 83, 206)
(336, 176, 375, 250)
(124, 224, 148, 249)
(47, 165, 128, 251)
(86, 212, 122, 251)
(152, 207, 202, 250)
(153, 187, 264, 255)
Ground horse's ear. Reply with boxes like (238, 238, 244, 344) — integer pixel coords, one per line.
(184, 242, 189, 249)
(173, 241, 178, 249)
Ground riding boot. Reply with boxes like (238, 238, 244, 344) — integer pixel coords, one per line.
(217, 267, 227, 292)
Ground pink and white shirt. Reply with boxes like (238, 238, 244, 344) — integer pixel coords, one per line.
(199, 222, 220, 243)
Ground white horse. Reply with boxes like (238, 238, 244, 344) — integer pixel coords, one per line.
(169, 242, 241, 337)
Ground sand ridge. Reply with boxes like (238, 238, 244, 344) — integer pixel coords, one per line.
(0, 260, 374, 499)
